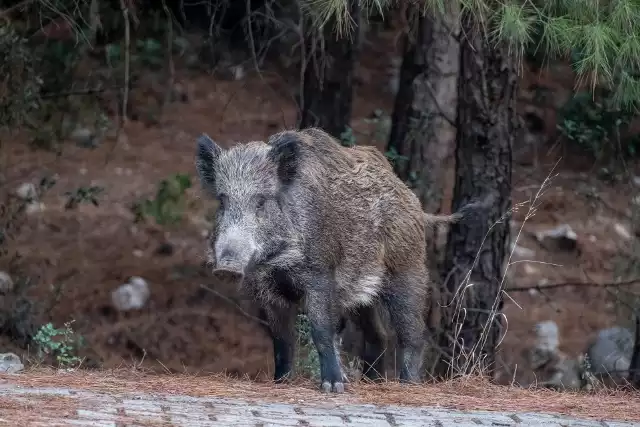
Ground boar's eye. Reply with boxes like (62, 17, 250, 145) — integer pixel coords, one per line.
(216, 193, 228, 210)
(255, 195, 267, 214)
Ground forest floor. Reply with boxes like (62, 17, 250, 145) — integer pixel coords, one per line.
(0, 24, 639, 392)
(0, 370, 639, 425)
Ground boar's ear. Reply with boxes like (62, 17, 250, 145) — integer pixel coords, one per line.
(195, 133, 222, 188)
(267, 132, 301, 185)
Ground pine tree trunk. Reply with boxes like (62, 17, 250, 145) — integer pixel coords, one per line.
(628, 315, 640, 388)
(385, 5, 461, 378)
(387, 6, 459, 215)
(298, 1, 360, 138)
(437, 13, 517, 379)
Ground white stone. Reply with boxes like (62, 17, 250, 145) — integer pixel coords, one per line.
(0, 271, 13, 294)
(15, 183, 37, 201)
(111, 276, 150, 311)
(535, 224, 578, 251)
(0, 353, 24, 374)
(613, 223, 632, 240)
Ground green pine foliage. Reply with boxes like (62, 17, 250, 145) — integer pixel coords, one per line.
(301, 0, 640, 109)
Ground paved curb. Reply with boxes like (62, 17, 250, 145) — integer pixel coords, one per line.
(0, 383, 638, 426)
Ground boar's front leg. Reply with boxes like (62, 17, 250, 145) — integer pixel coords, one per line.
(263, 303, 298, 383)
(305, 275, 345, 393)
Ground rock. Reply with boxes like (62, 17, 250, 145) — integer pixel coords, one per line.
(230, 65, 245, 81)
(111, 276, 150, 312)
(14, 182, 44, 214)
(70, 127, 96, 147)
(526, 321, 594, 391)
(25, 202, 45, 214)
(0, 271, 14, 294)
(613, 223, 632, 240)
(216, 64, 246, 81)
(14, 183, 37, 202)
(632, 176, 640, 187)
(535, 224, 577, 251)
(523, 264, 538, 275)
(533, 320, 560, 354)
(512, 244, 535, 258)
(585, 326, 633, 384)
(537, 354, 584, 391)
(527, 321, 560, 372)
(0, 353, 24, 374)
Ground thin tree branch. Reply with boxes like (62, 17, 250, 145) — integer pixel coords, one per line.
(160, 0, 175, 122)
(506, 279, 640, 292)
(118, 0, 131, 126)
(199, 284, 268, 327)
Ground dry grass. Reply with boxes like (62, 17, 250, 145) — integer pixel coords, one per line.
(0, 369, 639, 423)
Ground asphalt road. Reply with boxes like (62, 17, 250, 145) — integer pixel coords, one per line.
(0, 382, 638, 426)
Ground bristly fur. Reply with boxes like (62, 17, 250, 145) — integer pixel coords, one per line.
(195, 127, 473, 388)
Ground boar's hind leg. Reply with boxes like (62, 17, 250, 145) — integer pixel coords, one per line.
(382, 272, 427, 383)
(263, 304, 298, 383)
(354, 304, 387, 381)
(306, 281, 346, 393)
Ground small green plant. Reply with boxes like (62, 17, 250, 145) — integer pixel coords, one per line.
(135, 37, 165, 68)
(64, 186, 104, 210)
(106, 37, 165, 69)
(33, 321, 84, 368)
(295, 312, 321, 380)
(384, 146, 409, 168)
(339, 126, 357, 147)
(133, 173, 192, 225)
(364, 109, 392, 144)
(557, 90, 638, 159)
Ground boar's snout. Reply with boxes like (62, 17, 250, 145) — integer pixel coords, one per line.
(212, 266, 245, 283)
(212, 231, 258, 281)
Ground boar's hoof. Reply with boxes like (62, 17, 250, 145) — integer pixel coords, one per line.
(321, 381, 345, 393)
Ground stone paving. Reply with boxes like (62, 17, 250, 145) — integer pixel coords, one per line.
(0, 383, 638, 427)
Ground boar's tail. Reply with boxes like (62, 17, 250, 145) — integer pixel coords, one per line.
(423, 211, 465, 230)
(423, 194, 496, 230)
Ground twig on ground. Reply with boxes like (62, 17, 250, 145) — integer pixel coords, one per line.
(507, 278, 640, 292)
(199, 284, 268, 327)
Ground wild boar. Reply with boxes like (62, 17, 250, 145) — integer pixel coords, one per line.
(195, 127, 467, 393)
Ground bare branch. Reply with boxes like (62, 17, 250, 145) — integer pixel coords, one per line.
(506, 278, 640, 292)
(199, 284, 268, 327)
(160, 0, 175, 122)
(118, 0, 131, 127)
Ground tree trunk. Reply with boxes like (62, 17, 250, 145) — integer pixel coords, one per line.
(628, 315, 640, 388)
(436, 12, 517, 380)
(385, 4, 461, 378)
(387, 5, 459, 216)
(298, 1, 360, 138)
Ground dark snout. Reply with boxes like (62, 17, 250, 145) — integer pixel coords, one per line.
(212, 267, 245, 283)
(213, 248, 249, 282)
